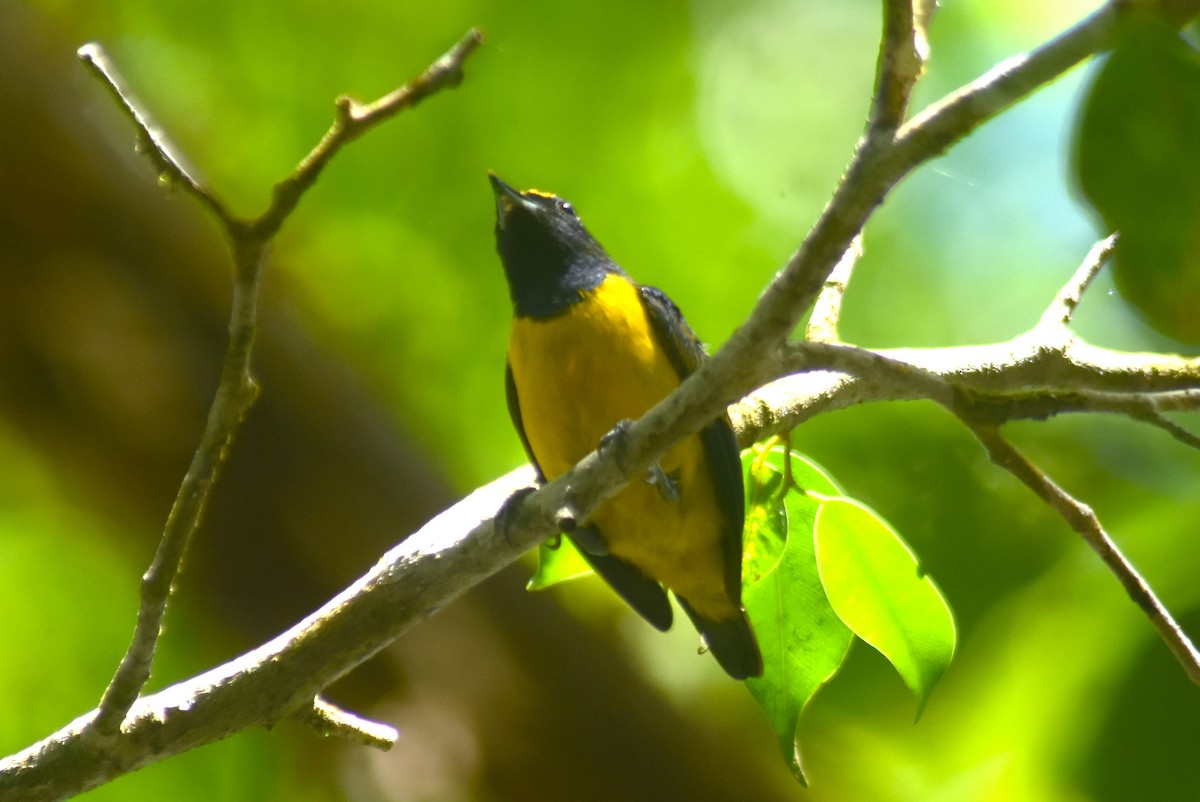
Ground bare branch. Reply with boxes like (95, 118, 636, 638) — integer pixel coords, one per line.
(894, 4, 1120, 164)
(1038, 233, 1119, 331)
(297, 698, 398, 751)
(804, 236, 862, 343)
(82, 29, 484, 738)
(256, 28, 484, 238)
(784, 340, 953, 405)
(7, 306, 1200, 798)
(736, 313, 1200, 446)
(82, 56, 262, 734)
(969, 425, 1200, 687)
(869, 0, 930, 137)
(0, 467, 538, 801)
(1127, 406, 1200, 452)
(76, 44, 234, 227)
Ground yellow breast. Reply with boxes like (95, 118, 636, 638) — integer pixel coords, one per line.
(507, 273, 737, 621)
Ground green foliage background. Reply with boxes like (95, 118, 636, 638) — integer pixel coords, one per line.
(3, 0, 1200, 799)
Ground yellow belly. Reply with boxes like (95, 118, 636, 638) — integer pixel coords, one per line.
(507, 273, 736, 621)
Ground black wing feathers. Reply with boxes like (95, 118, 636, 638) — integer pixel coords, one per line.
(639, 284, 762, 679)
(575, 540, 673, 631)
(505, 362, 545, 484)
(638, 285, 746, 604)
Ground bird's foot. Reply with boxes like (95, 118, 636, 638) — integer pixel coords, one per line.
(495, 485, 538, 546)
(600, 419, 680, 503)
(646, 463, 680, 503)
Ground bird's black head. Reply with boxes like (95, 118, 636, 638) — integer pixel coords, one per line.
(489, 173, 615, 319)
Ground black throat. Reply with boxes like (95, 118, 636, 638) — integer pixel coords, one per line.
(492, 185, 616, 319)
(497, 226, 611, 319)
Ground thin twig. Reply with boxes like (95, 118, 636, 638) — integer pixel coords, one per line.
(804, 235, 862, 343)
(893, 3, 1121, 164)
(970, 424, 1200, 687)
(255, 28, 483, 238)
(1038, 233, 1119, 330)
(83, 29, 484, 738)
(954, 386, 1200, 454)
(1147, 388, 1200, 412)
(868, 0, 929, 137)
(298, 697, 398, 751)
(81, 41, 262, 737)
(1127, 406, 1200, 452)
(783, 340, 957, 408)
(76, 44, 235, 228)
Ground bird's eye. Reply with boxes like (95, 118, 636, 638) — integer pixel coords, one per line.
(559, 200, 575, 215)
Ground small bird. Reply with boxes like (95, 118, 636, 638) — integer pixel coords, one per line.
(490, 173, 762, 679)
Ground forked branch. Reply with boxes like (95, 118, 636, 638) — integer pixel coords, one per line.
(75, 28, 483, 744)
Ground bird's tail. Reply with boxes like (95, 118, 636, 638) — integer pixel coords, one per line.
(678, 598, 763, 680)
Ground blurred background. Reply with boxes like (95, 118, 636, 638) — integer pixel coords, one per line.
(2, 1, 1199, 799)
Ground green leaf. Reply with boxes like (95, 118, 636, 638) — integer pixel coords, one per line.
(526, 536, 594, 590)
(1074, 15, 1200, 341)
(741, 442, 843, 584)
(742, 444, 853, 785)
(814, 497, 956, 718)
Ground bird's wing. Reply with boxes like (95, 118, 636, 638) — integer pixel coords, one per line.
(638, 285, 746, 604)
(506, 361, 546, 484)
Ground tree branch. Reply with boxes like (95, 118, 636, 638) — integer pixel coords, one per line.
(1038, 232, 1119, 331)
(76, 44, 234, 226)
(605, 1, 1197, 500)
(84, 34, 265, 732)
(804, 236, 862, 344)
(7, 254, 1200, 796)
(76, 29, 484, 741)
(868, 0, 931, 137)
(297, 697, 399, 751)
(969, 425, 1200, 686)
(742, 235, 1200, 443)
(0, 467, 536, 801)
(9, 277, 1199, 796)
(256, 28, 483, 238)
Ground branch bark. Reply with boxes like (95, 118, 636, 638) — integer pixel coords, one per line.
(0, 467, 534, 801)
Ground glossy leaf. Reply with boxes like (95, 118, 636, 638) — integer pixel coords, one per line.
(742, 444, 853, 784)
(814, 497, 956, 718)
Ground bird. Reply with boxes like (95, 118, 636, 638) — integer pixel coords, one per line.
(490, 172, 762, 679)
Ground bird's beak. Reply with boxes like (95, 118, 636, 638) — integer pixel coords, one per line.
(489, 171, 525, 228)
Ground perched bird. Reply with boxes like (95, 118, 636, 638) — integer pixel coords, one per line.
(491, 173, 762, 679)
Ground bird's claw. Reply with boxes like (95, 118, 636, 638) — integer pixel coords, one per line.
(495, 485, 537, 546)
(600, 419, 679, 503)
(646, 463, 680, 503)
